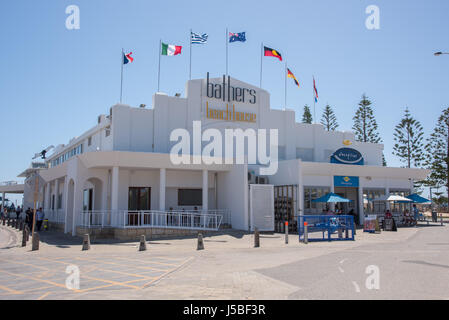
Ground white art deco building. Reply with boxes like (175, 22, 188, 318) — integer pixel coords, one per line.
(3, 75, 429, 238)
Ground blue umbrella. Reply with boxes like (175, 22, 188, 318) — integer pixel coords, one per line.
(312, 192, 352, 203)
(406, 193, 431, 204)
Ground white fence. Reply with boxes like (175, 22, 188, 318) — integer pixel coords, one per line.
(45, 209, 65, 223)
(79, 209, 231, 231)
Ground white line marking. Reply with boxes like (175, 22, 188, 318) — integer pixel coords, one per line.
(352, 281, 360, 293)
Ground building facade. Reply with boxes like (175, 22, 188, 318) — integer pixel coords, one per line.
(17, 75, 428, 237)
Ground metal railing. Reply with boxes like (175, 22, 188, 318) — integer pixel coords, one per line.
(45, 209, 65, 223)
(79, 209, 230, 231)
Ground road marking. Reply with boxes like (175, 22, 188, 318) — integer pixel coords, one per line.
(352, 281, 360, 293)
(74, 256, 171, 272)
(114, 256, 178, 267)
(141, 257, 194, 289)
(0, 284, 23, 295)
(37, 291, 51, 300)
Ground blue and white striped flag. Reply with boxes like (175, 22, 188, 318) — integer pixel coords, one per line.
(191, 32, 208, 44)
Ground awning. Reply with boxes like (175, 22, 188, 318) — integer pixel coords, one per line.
(405, 193, 431, 204)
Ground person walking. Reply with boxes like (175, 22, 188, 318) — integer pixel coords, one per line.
(412, 204, 419, 227)
(15, 206, 22, 220)
(36, 207, 45, 231)
(26, 208, 33, 231)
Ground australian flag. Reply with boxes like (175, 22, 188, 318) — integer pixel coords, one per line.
(229, 32, 246, 43)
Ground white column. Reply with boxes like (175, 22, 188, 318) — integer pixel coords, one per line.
(202, 169, 208, 212)
(159, 168, 166, 211)
(330, 176, 335, 212)
(111, 167, 119, 211)
(385, 186, 390, 210)
(358, 185, 364, 226)
(54, 179, 60, 210)
(45, 182, 51, 210)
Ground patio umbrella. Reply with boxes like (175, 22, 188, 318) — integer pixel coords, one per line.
(312, 192, 352, 203)
(371, 194, 412, 202)
(405, 193, 431, 204)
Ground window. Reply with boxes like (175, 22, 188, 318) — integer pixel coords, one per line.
(304, 186, 330, 214)
(178, 189, 202, 206)
(128, 187, 151, 211)
(88, 136, 92, 146)
(105, 128, 111, 137)
(363, 188, 386, 214)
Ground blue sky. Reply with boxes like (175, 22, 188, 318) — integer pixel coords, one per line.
(1, 0, 449, 203)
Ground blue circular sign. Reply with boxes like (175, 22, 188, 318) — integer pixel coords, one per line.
(331, 148, 364, 165)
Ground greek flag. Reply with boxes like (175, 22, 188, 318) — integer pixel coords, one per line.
(191, 32, 208, 44)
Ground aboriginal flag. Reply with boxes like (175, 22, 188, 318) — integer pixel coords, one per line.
(287, 68, 299, 87)
(264, 46, 282, 61)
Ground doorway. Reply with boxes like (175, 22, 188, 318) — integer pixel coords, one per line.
(334, 187, 358, 219)
(128, 187, 151, 226)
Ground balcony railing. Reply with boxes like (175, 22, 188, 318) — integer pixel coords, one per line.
(79, 209, 231, 231)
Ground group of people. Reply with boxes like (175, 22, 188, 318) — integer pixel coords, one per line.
(383, 204, 420, 227)
(1, 206, 46, 231)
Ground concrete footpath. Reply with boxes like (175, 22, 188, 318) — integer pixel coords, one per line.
(0, 223, 447, 300)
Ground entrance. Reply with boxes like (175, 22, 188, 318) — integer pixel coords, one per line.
(334, 187, 358, 220)
(128, 187, 151, 226)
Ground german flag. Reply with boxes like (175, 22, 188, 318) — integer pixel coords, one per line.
(264, 46, 282, 61)
(287, 68, 299, 87)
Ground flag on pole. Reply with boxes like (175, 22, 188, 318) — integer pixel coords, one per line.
(161, 43, 182, 56)
(123, 52, 134, 64)
(287, 68, 299, 87)
(264, 46, 282, 61)
(229, 32, 246, 42)
(191, 32, 208, 44)
(313, 77, 318, 102)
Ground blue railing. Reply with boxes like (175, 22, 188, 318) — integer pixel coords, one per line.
(298, 215, 355, 242)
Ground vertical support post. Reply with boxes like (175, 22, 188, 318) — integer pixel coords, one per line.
(285, 221, 288, 244)
(158, 40, 161, 92)
(304, 222, 308, 244)
(159, 168, 166, 211)
(111, 167, 119, 224)
(254, 227, 260, 248)
(259, 43, 263, 88)
(202, 169, 208, 213)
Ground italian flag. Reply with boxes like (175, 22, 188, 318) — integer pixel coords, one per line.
(161, 43, 182, 56)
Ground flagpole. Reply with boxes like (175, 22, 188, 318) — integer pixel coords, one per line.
(260, 42, 263, 88)
(189, 29, 192, 80)
(158, 40, 161, 92)
(226, 27, 228, 77)
(120, 48, 124, 103)
(284, 61, 287, 110)
(313, 76, 316, 124)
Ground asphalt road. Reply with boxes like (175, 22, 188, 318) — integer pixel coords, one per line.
(257, 225, 449, 299)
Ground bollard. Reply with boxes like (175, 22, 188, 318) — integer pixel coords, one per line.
(197, 233, 204, 250)
(304, 222, 308, 244)
(254, 228, 260, 248)
(82, 234, 90, 251)
(32, 232, 39, 251)
(285, 222, 289, 244)
(25, 226, 30, 242)
(338, 228, 343, 239)
(22, 228, 27, 247)
(7, 219, 10, 227)
(19, 221, 23, 231)
(345, 228, 349, 239)
(139, 235, 147, 251)
(441, 214, 444, 226)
